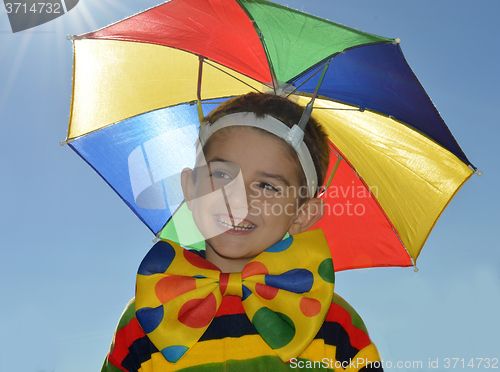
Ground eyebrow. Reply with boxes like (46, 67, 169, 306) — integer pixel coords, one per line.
(206, 157, 231, 163)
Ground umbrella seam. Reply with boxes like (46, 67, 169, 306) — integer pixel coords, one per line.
(310, 96, 475, 169)
(324, 140, 413, 267)
(235, 0, 278, 91)
(412, 170, 474, 261)
(395, 44, 472, 168)
(287, 41, 395, 84)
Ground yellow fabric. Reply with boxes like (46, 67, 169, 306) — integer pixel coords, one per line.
(222, 272, 243, 297)
(69, 40, 265, 139)
(143, 335, 275, 372)
(343, 343, 381, 371)
(298, 339, 337, 362)
(135, 229, 334, 364)
(300, 97, 473, 260)
(135, 340, 379, 371)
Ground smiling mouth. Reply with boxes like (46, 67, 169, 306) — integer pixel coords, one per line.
(216, 215, 256, 231)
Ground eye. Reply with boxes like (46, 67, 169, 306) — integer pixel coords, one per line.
(257, 182, 279, 193)
(210, 170, 231, 180)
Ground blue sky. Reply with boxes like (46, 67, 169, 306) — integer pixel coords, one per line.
(0, 1, 499, 371)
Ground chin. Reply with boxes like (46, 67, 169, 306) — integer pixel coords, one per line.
(207, 239, 256, 260)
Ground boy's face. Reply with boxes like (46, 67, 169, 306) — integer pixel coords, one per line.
(183, 127, 306, 272)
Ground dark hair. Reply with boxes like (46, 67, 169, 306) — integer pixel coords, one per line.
(203, 92, 330, 194)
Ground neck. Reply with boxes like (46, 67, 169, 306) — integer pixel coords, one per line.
(204, 242, 255, 273)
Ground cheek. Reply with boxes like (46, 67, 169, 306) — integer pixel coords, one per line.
(258, 198, 298, 219)
(191, 191, 225, 215)
(194, 177, 215, 196)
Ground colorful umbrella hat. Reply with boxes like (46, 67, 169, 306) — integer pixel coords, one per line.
(63, 0, 477, 271)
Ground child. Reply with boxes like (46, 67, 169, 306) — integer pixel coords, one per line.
(101, 93, 383, 371)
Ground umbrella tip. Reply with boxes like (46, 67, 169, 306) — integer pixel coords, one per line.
(66, 34, 75, 41)
(153, 231, 161, 243)
(60, 138, 74, 146)
(469, 165, 483, 176)
(411, 257, 418, 272)
(394, 37, 401, 44)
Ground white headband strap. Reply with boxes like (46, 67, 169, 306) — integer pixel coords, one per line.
(199, 112, 318, 198)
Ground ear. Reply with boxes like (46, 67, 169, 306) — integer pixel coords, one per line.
(181, 167, 196, 211)
(288, 198, 325, 235)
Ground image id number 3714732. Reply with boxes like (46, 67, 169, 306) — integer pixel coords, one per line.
(442, 358, 498, 369)
(5, 2, 61, 13)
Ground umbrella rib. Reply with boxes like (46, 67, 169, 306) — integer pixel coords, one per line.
(196, 56, 205, 124)
(312, 106, 359, 111)
(324, 154, 342, 190)
(257, 30, 278, 93)
(202, 59, 268, 93)
(297, 59, 332, 130)
(286, 64, 325, 98)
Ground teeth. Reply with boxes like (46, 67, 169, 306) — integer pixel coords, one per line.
(217, 216, 255, 231)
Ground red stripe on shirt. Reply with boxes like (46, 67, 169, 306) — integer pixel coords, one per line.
(326, 302, 371, 350)
(108, 317, 146, 369)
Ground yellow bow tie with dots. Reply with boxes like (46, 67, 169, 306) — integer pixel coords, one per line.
(135, 229, 334, 363)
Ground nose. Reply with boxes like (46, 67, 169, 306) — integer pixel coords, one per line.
(223, 170, 249, 220)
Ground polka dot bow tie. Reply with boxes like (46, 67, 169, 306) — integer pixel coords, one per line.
(135, 229, 335, 363)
